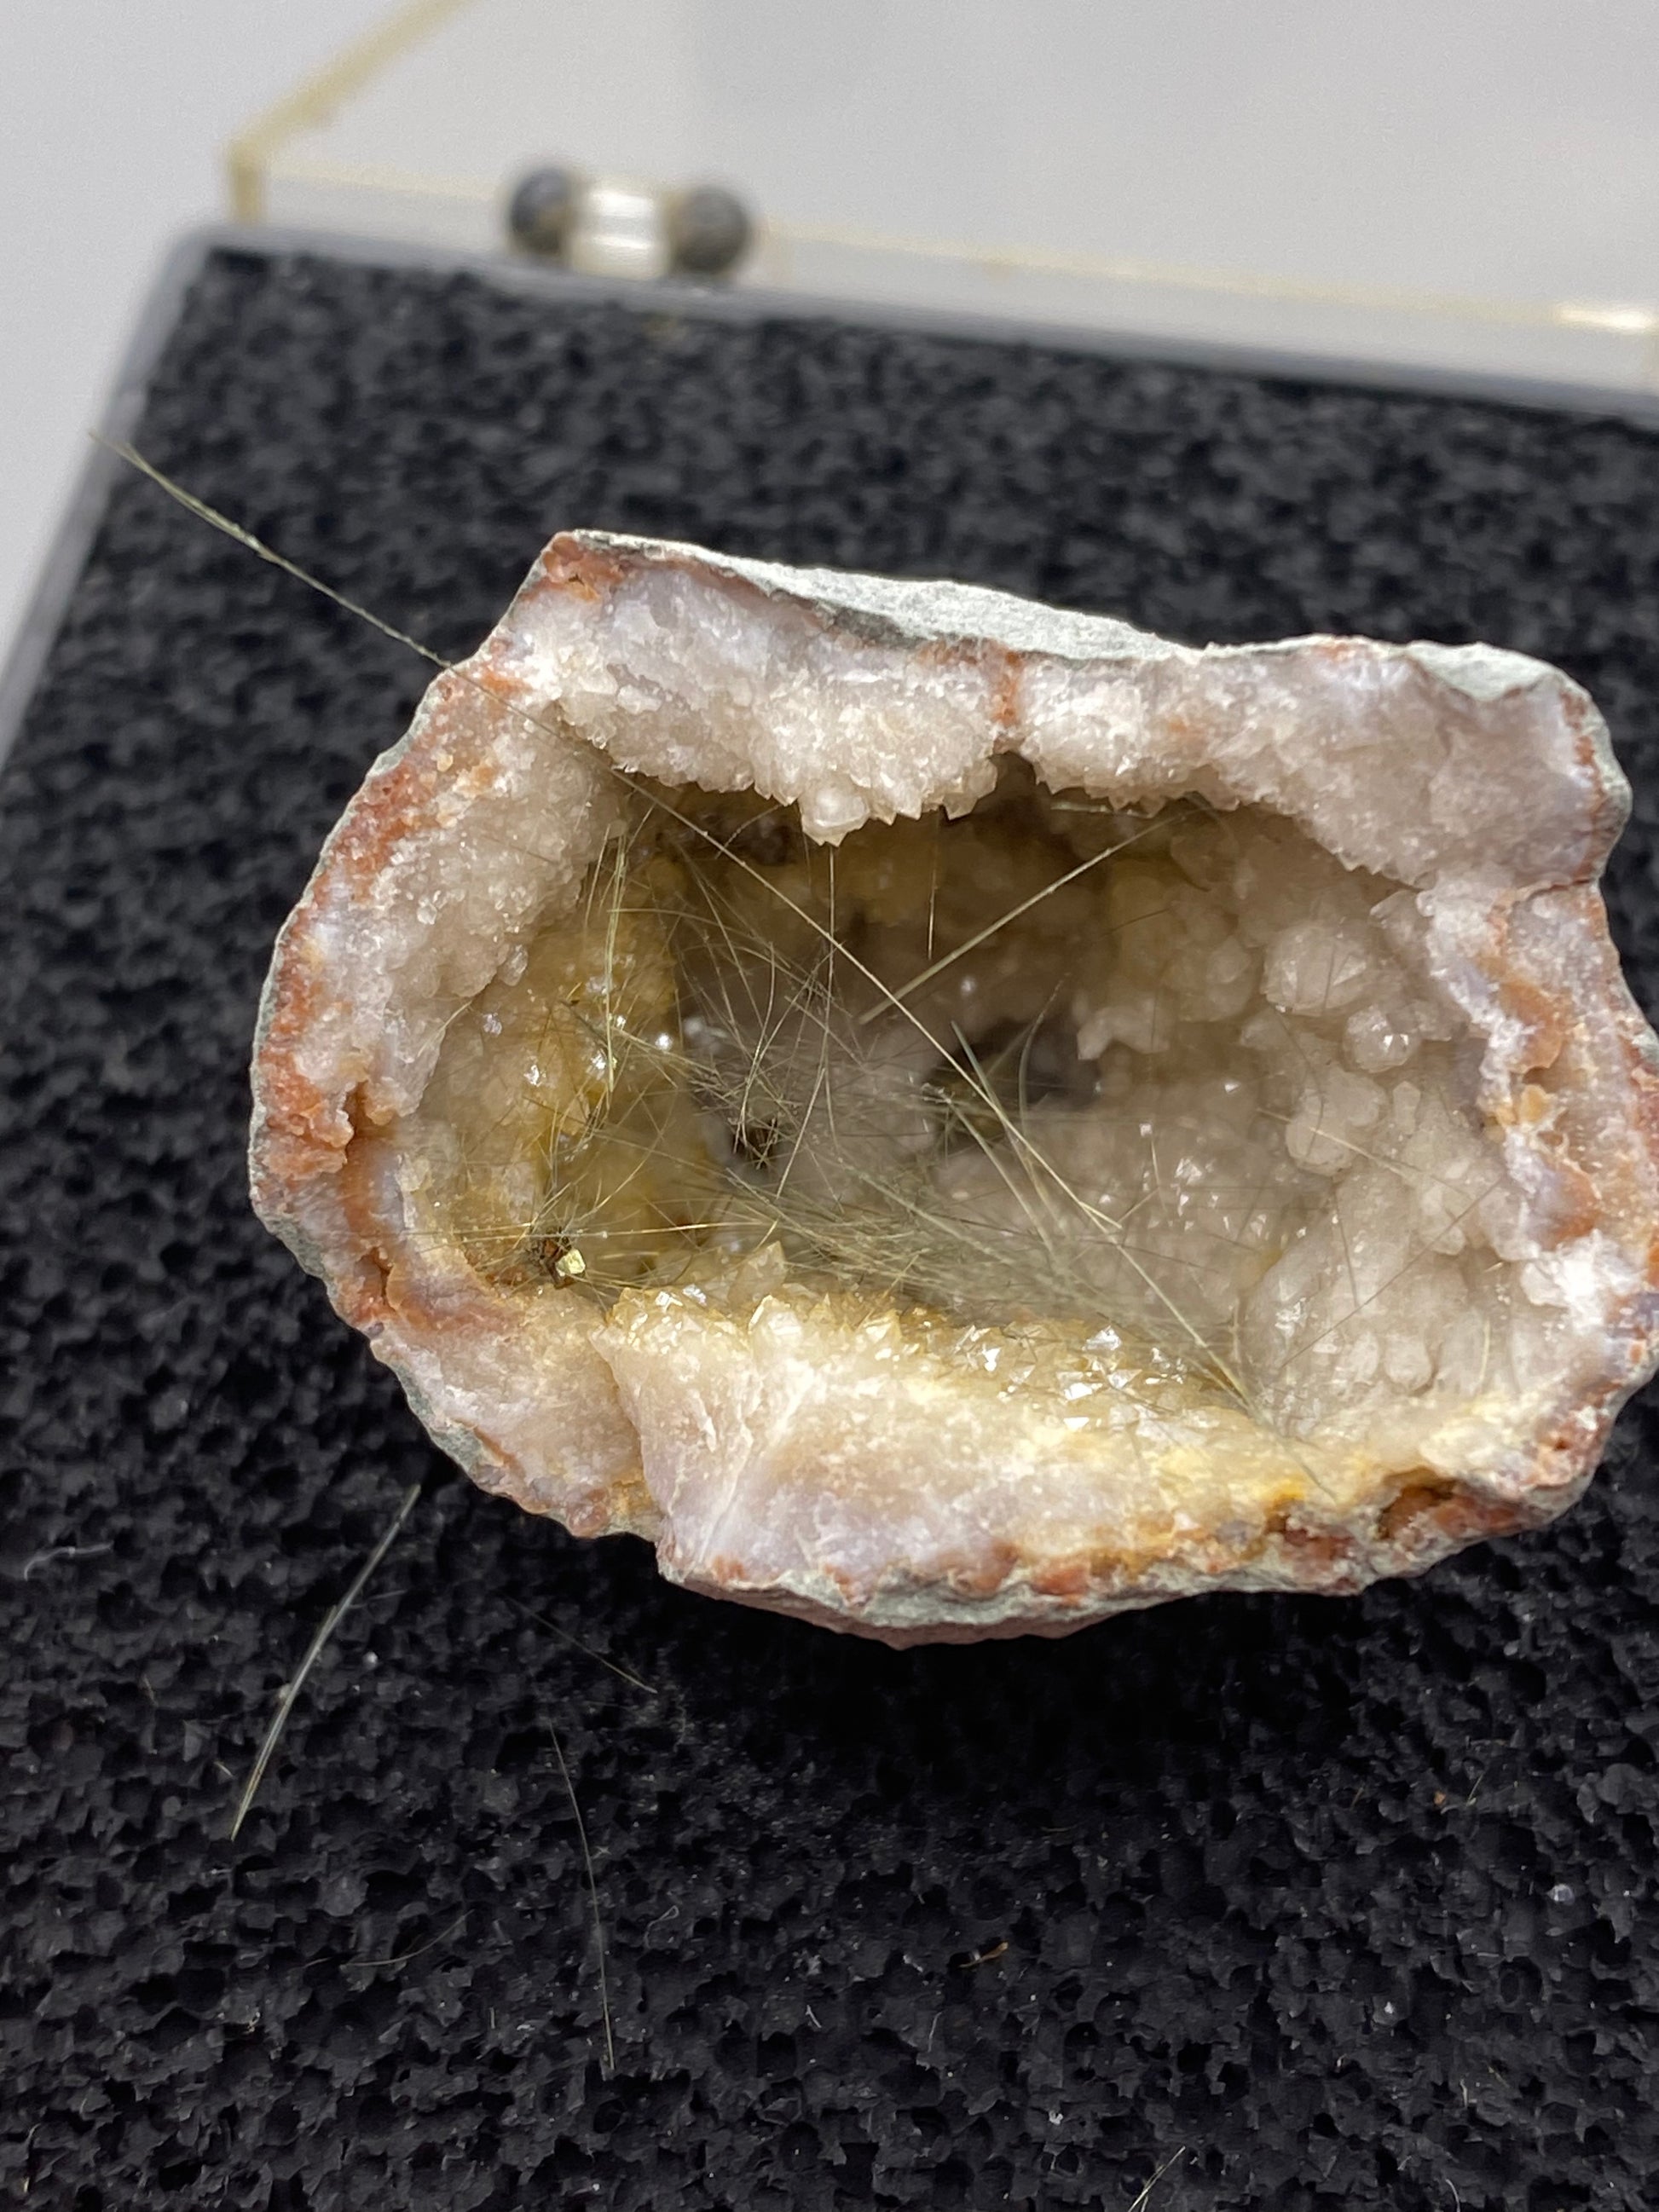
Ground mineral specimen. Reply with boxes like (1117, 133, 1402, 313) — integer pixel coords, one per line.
(249, 534, 1659, 1643)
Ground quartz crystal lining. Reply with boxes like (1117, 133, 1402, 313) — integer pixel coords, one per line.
(402, 775, 1526, 1438)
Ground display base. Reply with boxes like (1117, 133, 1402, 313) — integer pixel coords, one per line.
(4, 234, 1659, 2211)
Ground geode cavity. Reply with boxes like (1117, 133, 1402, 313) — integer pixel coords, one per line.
(249, 534, 1659, 1643)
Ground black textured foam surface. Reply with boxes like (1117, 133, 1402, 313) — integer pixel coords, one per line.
(5, 245, 1659, 2211)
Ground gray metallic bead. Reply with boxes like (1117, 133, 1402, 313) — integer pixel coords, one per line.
(507, 167, 581, 258)
(668, 186, 753, 279)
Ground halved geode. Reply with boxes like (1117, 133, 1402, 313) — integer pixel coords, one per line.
(250, 532, 1659, 1644)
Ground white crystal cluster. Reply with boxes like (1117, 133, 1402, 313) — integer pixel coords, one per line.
(933, 803, 1532, 1441)
(250, 532, 1659, 1643)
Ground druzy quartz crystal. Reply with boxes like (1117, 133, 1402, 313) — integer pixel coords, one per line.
(250, 534, 1659, 1643)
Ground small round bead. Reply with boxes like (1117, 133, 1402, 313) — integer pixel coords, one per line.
(668, 186, 753, 279)
(507, 167, 581, 258)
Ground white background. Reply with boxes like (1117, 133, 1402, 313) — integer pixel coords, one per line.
(3, 2, 1657, 682)
(1, 0, 390, 671)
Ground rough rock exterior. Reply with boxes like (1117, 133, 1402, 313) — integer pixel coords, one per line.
(249, 533, 1659, 1643)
